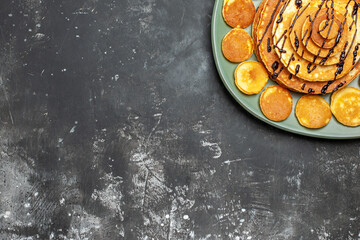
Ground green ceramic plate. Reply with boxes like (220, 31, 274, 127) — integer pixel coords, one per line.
(211, 0, 360, 139)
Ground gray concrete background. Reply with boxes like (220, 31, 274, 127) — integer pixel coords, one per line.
(0, 0, 359, 239)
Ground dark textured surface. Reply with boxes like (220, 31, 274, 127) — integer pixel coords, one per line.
(0, 0, 360, 239)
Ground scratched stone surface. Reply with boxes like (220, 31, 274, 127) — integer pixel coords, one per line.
(0, 0, 360, 239)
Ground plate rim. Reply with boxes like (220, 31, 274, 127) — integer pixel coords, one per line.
(211, 0, 360, 140)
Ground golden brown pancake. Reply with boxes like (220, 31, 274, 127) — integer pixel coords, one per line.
(295, 95, 332, 128)
(235, 61, 269, 95)
(331, 87, 360, 126)
(222, 28, 254, 63)
(260, 85, 293, 121)
(223, 0, 256, 28)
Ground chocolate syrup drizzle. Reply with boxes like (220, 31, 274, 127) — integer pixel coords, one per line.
(353, 43, 360, 65)
(294, 31, 300, 51)
(272, 61, 279, 70)
(332, 82, 346, 92)
(267, 38, 272, 52)
(350, 2, 359, 30)
(295, 64, 300, 75)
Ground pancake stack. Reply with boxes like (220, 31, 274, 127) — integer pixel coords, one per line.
(253, 0, 360, 94)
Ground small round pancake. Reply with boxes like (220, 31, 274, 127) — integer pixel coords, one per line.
(295, 95, 332, 128)
(235, 61, 269, 95)
(223, 0, 256, 28)
(260, 85, 293, 121)
(330, 87, 360, 127)
(222, 28, 254, 63)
